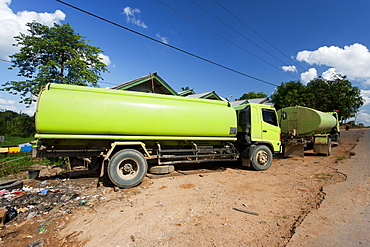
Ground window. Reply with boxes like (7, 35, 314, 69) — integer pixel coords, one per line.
(262, 108, 278, 126)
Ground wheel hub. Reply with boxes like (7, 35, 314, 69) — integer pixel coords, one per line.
(122, 162, 134, 173)
(256, 151, 268, 165)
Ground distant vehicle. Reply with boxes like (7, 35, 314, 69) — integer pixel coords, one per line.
(278, 106, 340, 157)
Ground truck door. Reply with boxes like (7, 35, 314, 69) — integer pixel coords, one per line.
(261, 108, 281, 152)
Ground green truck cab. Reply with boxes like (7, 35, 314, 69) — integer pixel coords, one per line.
(33, 83, 281, 188)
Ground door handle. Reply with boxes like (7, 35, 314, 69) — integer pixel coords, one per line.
(263, 130, 267, 132)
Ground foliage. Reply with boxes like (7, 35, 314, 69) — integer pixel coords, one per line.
(181, 86, 191, 91)
(0, 153, 50, 178)
(269, 81, 307, 109)
(270, 76, 364, 119)
(305, 76, 364, 119)
(0, 110, 35, 138)
(0, 135, 35, 147)
(236, 91, 267, 100)
(2, 21, 109, 106)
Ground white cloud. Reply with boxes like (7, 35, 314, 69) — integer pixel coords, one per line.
(296, 43, 370, 87)
(281, 65, 297, 73)
(0, 0, 66, 60)
(355, 110, 370, 126)
(155, 33, 168, 44)
(322, 68, 337, 80)
(123, 7, 148, 29)
(98, 53, 111, 66)
(0, 96, 15, 106)
(300, 68, 317, 84)
(361, 90, 370, 106)
(0, 93, 36, 115)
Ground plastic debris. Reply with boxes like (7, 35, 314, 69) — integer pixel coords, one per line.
(26, 238, 45, 247)
(4, 206, 18, 224)
(39, 189, 48, 195)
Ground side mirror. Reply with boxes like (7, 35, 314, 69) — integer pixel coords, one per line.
(282, 111, 287, 120)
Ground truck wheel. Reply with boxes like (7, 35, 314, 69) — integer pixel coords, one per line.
(250, 145, 272, 171)
(108, 149, 148, 188)
(327, 138, 332, 156)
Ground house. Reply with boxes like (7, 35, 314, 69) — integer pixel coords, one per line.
(186, 91, 225, 101)
(111, 72, 225, 101)
(110, 73, 178, 96)
(177, 89, 196, 97)
(230, 98, 274, 107)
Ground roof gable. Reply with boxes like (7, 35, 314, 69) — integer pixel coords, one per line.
(110, 73, 178, 95)
(186, 91, 223, 100)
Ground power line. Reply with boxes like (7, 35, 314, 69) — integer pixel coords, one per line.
(56, 0, 279, 87)
(156, 0, 299, 80)
(213, 0, 307, 71)
(188, 0, 296, 73)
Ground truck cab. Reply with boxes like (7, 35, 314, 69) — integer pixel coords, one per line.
(235, 103, 281, 170)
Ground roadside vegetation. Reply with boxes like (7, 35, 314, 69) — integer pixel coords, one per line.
(0, 153, 51, 178)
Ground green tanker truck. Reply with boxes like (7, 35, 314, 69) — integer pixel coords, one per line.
(33, 83, 281, 188)
(277, 106, 340, 157)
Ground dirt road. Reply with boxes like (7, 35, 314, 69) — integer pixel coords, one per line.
(288, 129, 370, 247)
(0, 129, 367, 247)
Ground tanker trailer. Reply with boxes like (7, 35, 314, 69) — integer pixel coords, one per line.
(277, 106, 340, 157)
(33, 83, 281, 188)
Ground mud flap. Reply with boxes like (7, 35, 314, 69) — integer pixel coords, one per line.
(313, 136, 331, 156)
(283, 143, 304, 158)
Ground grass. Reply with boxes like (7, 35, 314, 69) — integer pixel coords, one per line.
(314, 173, 334, 181)
(336, 156, 346, 161)
(0, 152, 52, 178)
(0, 135, 35, 147)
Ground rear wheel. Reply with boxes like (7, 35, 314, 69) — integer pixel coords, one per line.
(250, 145, 273, 171)
(108, 149, 148, 188)
(327, 138, 332, 156)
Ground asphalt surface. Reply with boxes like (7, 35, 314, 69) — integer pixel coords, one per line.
(287, 129, 370, 247)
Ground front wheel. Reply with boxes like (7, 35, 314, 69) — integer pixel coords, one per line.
(108, 149, 148, 188)
(250, 145, 273, 171)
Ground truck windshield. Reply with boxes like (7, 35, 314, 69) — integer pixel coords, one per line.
(262, 108, 278, 126)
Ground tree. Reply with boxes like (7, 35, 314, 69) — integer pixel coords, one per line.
(0, 110, 35, 137)
(270, 81, 308, 109)
(306, 76, 364, 119)
(270, 75, 364, 120)
(236, 91, 267, 101)
(2, 22, 109, 106)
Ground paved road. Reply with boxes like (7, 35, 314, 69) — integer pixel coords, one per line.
(288, 129, 370, 247)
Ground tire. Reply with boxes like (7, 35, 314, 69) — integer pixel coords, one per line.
(149, 165, 174, 174)
(0, 179, 23, 191)
(327, 138, 332, 156)
(107, 149, 148, 188)
(250, 145, 273, 171)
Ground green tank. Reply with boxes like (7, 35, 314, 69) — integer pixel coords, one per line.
(278, 106, 337, 136)
(36, 83, 237, 138)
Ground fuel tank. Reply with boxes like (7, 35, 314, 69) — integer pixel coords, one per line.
(35, 83, 237, 137)
(278, 106, 337, 136)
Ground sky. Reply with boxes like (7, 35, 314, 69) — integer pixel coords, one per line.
(1, 0, 370, 125)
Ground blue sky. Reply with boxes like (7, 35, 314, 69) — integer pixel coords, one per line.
(1, 0, 370, 125)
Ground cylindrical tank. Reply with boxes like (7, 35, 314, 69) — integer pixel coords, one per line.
(278, 106, 337, 136)
(36, 83, 237, 137)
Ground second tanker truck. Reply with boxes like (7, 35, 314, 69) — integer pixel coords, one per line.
(278, 106, 340, 157)
(33, 83, 281, 188)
